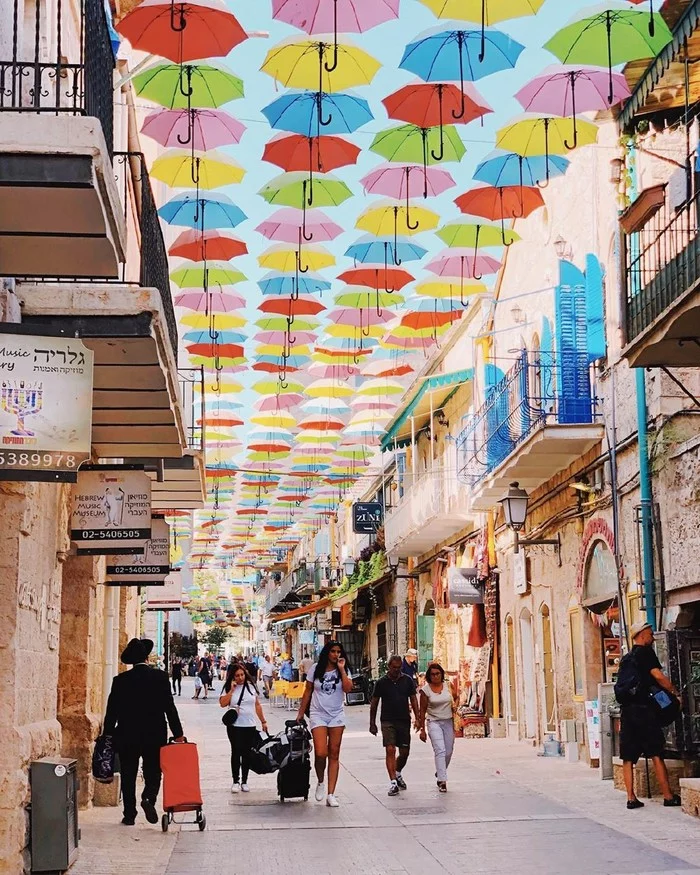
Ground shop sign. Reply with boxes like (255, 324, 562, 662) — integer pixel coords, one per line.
(352, 501, 383, 534)
(0, 332, 93, 482)
(146, 572, 182, 612)
(105, 518, 170, 585)
(585, 700, 601, 760)
(71, 466, 151, 555)
(299, 629, 315, 645)
(447, 567, 482, 605)
(513, 551, 528, 595)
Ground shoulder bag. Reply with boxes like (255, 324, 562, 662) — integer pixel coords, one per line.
(222, 684, 247, 728)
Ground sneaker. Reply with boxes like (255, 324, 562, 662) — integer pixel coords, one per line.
(241, 784, 250, 793)
(395, 774, 407, 791)
(664, 794, 682, 807)
(315, 781, 325, 802)
(438, 782, 447, 793)
(231, 782, 240, 793)
(326, 794, 340, 808)
(140, 799, 158, 824)
(387, 781, 400, 797)
(626, 798, 644, 809)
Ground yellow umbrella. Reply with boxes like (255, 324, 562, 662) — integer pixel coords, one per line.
(356, 201, 439, 237)
(180, 312, 247, 329)
(305, 379, 354, 398)
(356, 379, 405, 396)
(496, 115, 599, 157)
(255, 343, 313, 357)
(261, 36, 380, 93)
(390, 323, 452, 338)
(150, 149, 245, 189)
(258, 244, 336, 273)
(188, 355, 246, 367)
(420, 0, 544, 21)
(251, 412, 297, 428)
(325, 323, 386, 339)
(415, 279, 487, 299)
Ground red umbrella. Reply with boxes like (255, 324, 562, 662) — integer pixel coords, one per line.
(338, 266, 414, 292)
(258, 295, 326, 316)
(263, 133, 361, 173)
(455, 184, 544, 244)
(252, 361, 301, 373)
(185, 342, 244, 357)
(169, 229, 248, 261)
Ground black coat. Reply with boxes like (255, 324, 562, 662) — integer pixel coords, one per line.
(104, 664, 183, 747)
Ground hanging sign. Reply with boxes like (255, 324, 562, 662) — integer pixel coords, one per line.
(146, 572, 182, 611)
(447, 568, 483, 605)
(71, 466, 151, 555)
(513, 551, 528, 595)
(105, 518, 170, 585)
(352, 501, 383, 534)
(0, 331, 93, 482)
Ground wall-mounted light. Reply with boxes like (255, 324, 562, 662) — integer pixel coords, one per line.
(342, 557, 356, 577)
(553, 235, 572, 260)
(498, 481, 561, 565)
(511, 304, 525, 324)
(387, 551, 419, 580)
(609, 157, 624, 185)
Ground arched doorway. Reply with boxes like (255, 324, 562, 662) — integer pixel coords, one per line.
(519, 608, 537, 738)
(539, 604, 556, 733)
(582, 539, 621, 684)
(417, 600, 435, 672)
(504, 615, 518, 726)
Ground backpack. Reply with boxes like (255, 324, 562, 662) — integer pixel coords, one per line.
(614, 651, 644, 705)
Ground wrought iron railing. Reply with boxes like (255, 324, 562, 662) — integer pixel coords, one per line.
(113, 151, 178, 356)
(178, 367, 205, 451)
(625, 185, 700, 342)
(457, 351, 598, 486)
(0, 0, 115, 156)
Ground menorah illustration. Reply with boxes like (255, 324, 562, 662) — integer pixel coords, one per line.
(1, 381, 44, 436)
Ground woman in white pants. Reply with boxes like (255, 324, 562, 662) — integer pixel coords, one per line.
(418, 663, 458, 793)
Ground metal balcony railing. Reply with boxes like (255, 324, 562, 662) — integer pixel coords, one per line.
(625, 185, 700, 342)
(178, 367, 205, 451)
(457, 351, 598, 486)
(0, 0, 115, 156)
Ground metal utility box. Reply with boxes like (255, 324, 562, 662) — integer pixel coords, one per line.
(30, 757, 79, 873)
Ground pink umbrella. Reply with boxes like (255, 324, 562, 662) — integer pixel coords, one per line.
(142, 108, 245, 152)
(326, 308, 396, 327)
(382, 332, 439, 352)
(515, 65, 631, 150)
(256, 208, 343, 244)
(361, 163, 455, 200)
(254, 331, 317, 345)
(426, 250, 501, 279)
(174, 291, 247, 310)
(255, 394, 304, 411)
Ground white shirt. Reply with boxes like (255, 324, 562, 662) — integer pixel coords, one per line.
(300, 657, 313, 676)
(227, 683, 258, 728)
(309, 663, 351, 723)
(422, 682, 453, 721)
(261, 661, 275, 678)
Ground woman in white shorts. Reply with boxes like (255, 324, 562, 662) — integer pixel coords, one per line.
(296, 640, 353, 808)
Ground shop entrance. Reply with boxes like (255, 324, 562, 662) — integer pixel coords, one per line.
(417, 600, 435, 672)
(519, 609, 537, 738)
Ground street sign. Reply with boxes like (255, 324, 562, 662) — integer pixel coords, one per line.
(0, 331, 93, 482)
(352, 501, 383, 534)
(447, 568, 483, 605)
(71, 466, 151, 555)
(146, 572, 183, 611)
(105, 518, 170, 585)
(513, 550, 528, 595)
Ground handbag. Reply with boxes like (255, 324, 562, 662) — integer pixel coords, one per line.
(92, 733, 115, 784)
(222, 683, 247, 727)
(647, 684, 681, 727)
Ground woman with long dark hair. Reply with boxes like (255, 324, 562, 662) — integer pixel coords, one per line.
(418, 662, 458, 793)
(220, 663, 268, 793)
(296, 641, 353, 808)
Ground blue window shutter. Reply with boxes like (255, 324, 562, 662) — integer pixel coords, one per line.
(555, 261, 592, 423)
(585, 254, 606, 363)
(485, 364, 511, 470)
(541, 317, 555, 413)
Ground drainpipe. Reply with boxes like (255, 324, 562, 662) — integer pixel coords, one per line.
(636, 368, 656, 629)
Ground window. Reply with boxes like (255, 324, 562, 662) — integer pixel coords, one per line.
(505, 615, 518, 723)
(377, 621, 387, 662)
(569, 609, 585, 699)
(387, 606, 398, 657)
(540, 604, 556, 732)
(583, 540, 618, 613)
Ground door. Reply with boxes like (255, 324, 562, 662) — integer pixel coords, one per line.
(519, 610, 537, 739)
(417, 615, 435, 673)
(540, 605, 556, 733)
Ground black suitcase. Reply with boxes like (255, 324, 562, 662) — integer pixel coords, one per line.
(277, 756, 311, 802)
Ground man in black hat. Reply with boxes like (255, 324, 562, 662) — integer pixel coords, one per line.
(104, 638, 184, 826)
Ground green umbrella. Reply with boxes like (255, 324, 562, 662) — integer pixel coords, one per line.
(437, 221, 520, 248)
(334, 289, 405, 308)
(133, 62, 245, 110)
(544, 5, 672, 104)
(370, 124, 465, 197)
(170, 263, 247, 288)
(258, 171, 353, 210)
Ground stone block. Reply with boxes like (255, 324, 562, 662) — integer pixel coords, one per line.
(489, 718, 507, 738)
(613, 756, 691, 797)
(93, 775, 121, 808)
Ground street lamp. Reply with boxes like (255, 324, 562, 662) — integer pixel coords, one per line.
(342, 557, 356, 578)
(387, 551, 419, 579)
(498, 481, 561, 564)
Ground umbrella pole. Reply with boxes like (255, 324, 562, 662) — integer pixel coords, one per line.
(297, 228, 308, 275)
(537, 120, 551, 189)
(324, 0, 340, 73)
(318, 52, 333, 127)
(649, 0, 655, 38)
(479, 0, 486, 63)
(473, 226, 483, 281)
(460, 259, 468, 307)
(191, 155, 200, 186)
(405, 168, 419, 233)
(178, 64, 193, 98)
(564, 73, 578, 150)
(302, 196, 314, 242)
(176, 107, 194, 146)
(453, 32, 467, 119)
(422, 129, 429, 198)
(430, 86, 446, 161)
(606, 10, 614, 105)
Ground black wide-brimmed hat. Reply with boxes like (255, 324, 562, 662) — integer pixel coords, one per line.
(121, 638, 154, 665)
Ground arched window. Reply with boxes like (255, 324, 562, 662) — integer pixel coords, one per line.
(540, 604, 556, 732)
(583, 540, 618, 614)
(505, 615, 517, 724)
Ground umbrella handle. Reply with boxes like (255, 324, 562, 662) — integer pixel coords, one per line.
(473, 227, 483, 280)
(478, 0, 486, 63)
(536, 122, 551, 189)
(178, 65, 194, 98)
(301, 199, 314, 242)
(430, 120, 445, 163)
(421, 129, 429, 198)
(453, 32, 467, 118)
(191, 155, 200, 186)
(170, 0, 186, 33)
(606, 10, 614, 105)
(564, 78, 578, 151)
(318, 60, 333, 126)
(304, 176, 314, 208)
(176, 108, 194, 146)
(405, 170, 420, 232)
(297, 249, 309, 274)
(375, 289, 382, 319)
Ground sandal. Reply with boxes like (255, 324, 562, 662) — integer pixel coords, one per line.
(438, 782, 447, 793)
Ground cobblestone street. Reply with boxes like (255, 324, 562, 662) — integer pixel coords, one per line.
(70, 678, 700, 875)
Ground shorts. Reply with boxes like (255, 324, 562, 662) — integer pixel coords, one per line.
(309, 714, 345, 731)
(381, 722, 411, 749)
(619, 704, 666, 764)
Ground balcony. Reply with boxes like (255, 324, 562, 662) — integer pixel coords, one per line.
(457, 352, 604, 511)
(622, 183, 700, 367)
(0, 0, 125, 277)
(385, 466, 474, 558)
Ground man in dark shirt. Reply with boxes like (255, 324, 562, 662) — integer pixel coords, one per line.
(401, 649, 419, 690)
(369, 655, 419, 797)
(620, 621, 682, 809)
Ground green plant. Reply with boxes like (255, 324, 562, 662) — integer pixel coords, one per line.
(368, 550, 386, 581)
(200, 626, 229, 651)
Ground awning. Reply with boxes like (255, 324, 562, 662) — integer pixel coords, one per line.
(381, 368, 473, 451)
(270, 598, 331, 623)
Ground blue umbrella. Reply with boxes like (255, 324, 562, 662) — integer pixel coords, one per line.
(345, 235, 427, 265)
(474, 150, 570, 189)
(400, 25, 524, 117)
(258, 272, 332, 296)
(262, 90, 374, 138)
(158, 192, 247, 229)
(183, 330, 247, 344)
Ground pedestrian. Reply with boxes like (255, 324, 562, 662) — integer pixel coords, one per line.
(279, 655, 294, 682)
(220, 663, 268, 794)
(369, 654, 420, 797)
(260, 655, 275, 698)
(418, 663, 458, 793)
(103, 638, 184, 826)
(401, 648, 419, 690)
(299, 650, 314, 682)
(616, 621, 683, 809)
(193, 656, 210, 700)
(296, 640, 354, 808)
(170, 656, 182, 696)
(188, 657, 197, 678)
(244, 655, 258, 681)
(207, 655, 216, 690)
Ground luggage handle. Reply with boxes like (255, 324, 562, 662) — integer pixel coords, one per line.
(168, 737, 188, 744)
(285, 719, 305, 727)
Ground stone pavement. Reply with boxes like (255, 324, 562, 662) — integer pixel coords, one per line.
(70, 677, 700, 875)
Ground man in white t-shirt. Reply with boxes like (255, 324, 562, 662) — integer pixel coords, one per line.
(260, 655, 275, 698)
(299, 651, 314, 681)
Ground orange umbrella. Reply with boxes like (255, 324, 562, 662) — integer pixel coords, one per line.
(185, 343, 245, 358)
(169, 229, 248, 261)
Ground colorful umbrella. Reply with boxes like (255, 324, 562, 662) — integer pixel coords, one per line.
(262, 133, 361, 175)
(426, 250, 501, 282)
(361, 164, 455, 228)
(345, 236, 427, 266)
(175, 291, 246, 311)
(150, 149, 245, 188)
(170, 262, 247, 288)
(133, 62, 244, 110)
(158, 192, 247, 229)
(258, 295, 326, 316)
(495, 115, 599, 173)
(262, 90, 373, 138)
(116, 0, 247, 63)
(371, 125, 466, 198)
(256, 208, 343, 244)
(169, 229, 248, 261)
(258, 244, 335, 273)
(261, 36, 381, 93)
(455, 184, 543, 244)
(437, 220, 519, 249)
(473, 150, 570, 191)
(356, 201, 439, 242)
(259, 172, 352, 235)
(142, 108, 245, 153)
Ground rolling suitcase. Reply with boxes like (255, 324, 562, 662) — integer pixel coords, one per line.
(160, 737, 206, 831)
(277, 720, 311, 802)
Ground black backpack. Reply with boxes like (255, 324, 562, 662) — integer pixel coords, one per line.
(614, 651, 644, 705)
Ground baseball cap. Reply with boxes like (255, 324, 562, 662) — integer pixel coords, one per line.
(630, 621, 652, 641)
(406, 648, 418, 656)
